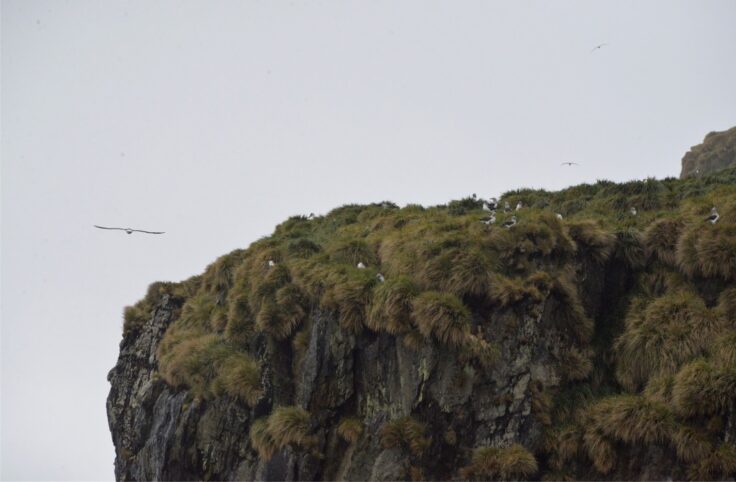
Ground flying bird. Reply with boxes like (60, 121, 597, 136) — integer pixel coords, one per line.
(561, 162, 579, 167)
(706, 207, 720, 224)
(94, 225, 164, 235)
(590, 43, 607, 53)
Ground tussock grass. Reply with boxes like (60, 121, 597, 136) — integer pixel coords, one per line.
(266, 406, 315, 450)
(585, 395, 675, 446)
(671, 425, 713, 464)
(380, 416, 430, 456)
(644, 218, 685, 266)
(459, 335, 501, 370)
(548, 272, 593, 343)
(250, 418, 277, 460)
(613, 229, 647, 269)
(558, 347, 593, 382)
(566, 221, 615, 265)
(671, 359, 736, 417)
(366, 276, 418, 335)
(459, 444, 538, 480)
(158, 331, 262, 404)
(677, 221, 736, 281)
(717, 287, 736, 321)
(337, 417, 363, 444)
(687, 443, 736, 481)
(614, 291, 719, 390)
(412, 291, 472, 347)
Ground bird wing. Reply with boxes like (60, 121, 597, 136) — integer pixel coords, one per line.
(130, 229, 165, 234)
(94, 225, 126, 231)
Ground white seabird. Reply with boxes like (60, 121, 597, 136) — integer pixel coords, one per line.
(488, 197, 498, 210)
(376, 273, 385, 283)
(481, 212, 496, 225)
(556, 213, 563, 220)
(94, 225, 164, 235)
(268, 259, 276, 268)
(357, 262, 366, 269)
(706, 207, 720, 224)
(307, 213, 315, 219)
(515, 201, 523, 211)
(503, 216, 517, 229)
(504, 201, 511, 212)
(630, 207, 638, 216)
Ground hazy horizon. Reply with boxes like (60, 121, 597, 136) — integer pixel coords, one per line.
(2, 0, 735, 479)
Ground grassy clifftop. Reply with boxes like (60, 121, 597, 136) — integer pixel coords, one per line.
(122, 167, 736, 480)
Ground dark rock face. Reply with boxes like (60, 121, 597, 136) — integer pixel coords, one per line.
(108, 258, 680, 481)
(680, 126, 736, 178)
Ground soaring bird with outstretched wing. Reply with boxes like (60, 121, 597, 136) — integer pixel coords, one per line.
(94, 225, 165, 235)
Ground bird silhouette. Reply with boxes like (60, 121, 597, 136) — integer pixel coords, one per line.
(561, 162, 579, 167)
(590, 43, 607, 53)
(94, 225, 164, 235)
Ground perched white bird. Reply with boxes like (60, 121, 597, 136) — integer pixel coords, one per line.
(482, 202, 492, 212)
(488, 197, 498, 210)
(268, 260, 276, 268)
(503, 216, 517, 229)
(706, 207, 720, 224)
(481, 212, 496, 225)
(94, 225, 164, 235)
(504, 201, 511, 212)
(630, 207, 638, 216)
(376, 273, 385, 283)
(307, 213, 315, 219)
(357, 262, 366, 269)
(515, 201, 523, 211)
(556, 213, 564, 220)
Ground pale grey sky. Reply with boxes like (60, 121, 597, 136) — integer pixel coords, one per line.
(1, 0, 735, 479)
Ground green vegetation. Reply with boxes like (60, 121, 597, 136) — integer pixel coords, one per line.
(121, 166, 736, 479)
(337, 417, 363, 444)
(459, 444, 538, 480)
(249, 406, 316, 460)
(380, 416, 430, 456)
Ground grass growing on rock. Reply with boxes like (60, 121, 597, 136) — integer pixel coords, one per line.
(119, 166, 736, 478)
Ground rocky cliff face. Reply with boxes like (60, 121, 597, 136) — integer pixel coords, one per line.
(108, 167, 736, 481)
(680, 126, 736, 178)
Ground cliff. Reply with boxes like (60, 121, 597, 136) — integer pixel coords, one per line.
(680, 126, 736, 178)
(108, 167, 736, 480)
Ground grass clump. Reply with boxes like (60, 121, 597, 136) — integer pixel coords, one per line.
(266, 406, 315, 450)
(412, 291, 472, 347)
(614, 290, 719, 390)
(566, 221, 615, 265)
(380, 416, 430, 456)
(671, 359, 736, 418)
(250, 418, 277, 460)
(337, 417, 363, 444)
(644, 218, 685, 266)
(366, 276, 418, 335)
(459, 444, 538, 480)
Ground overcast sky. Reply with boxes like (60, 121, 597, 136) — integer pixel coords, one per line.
(2, 0, 735, 479)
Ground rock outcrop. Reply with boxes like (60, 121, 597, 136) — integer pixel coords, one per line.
(680, 126, 736, 178)
(108, 163, 736, 481)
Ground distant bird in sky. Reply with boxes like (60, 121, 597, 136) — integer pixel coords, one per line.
(503, 216, 517, 229)
(357, 262, 366, 269)
(376, 273, 385, 283)
(561, 162, 579, 167)
(706, 207, 720, 224)
(630, 207, 638, 216)
(94, 225, 164, 235)
(590, 43, 607, 53)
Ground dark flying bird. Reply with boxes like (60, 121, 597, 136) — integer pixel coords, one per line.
(590, 43, 607, 53)
(561, 162, 579, 167)
(94, 225, 164, 235)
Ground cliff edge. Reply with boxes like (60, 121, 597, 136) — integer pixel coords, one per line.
(680, 126, 736, 178)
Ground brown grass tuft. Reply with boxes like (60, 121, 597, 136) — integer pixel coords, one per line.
(337, 417, 363, 444)
(459, 444, 538, 480)
(380, 416, 430, 456)
(412, 291, 472, 347)
(644, 218, 685, 266)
